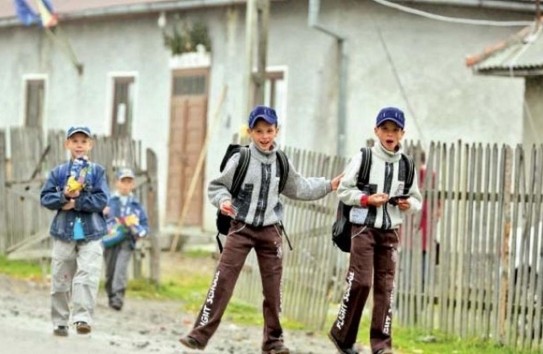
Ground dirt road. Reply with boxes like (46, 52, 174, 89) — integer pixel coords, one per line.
(0, 256, 358, 354)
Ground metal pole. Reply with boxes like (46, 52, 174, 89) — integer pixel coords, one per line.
(536, 0, 541, 30)
(308, 0, 347, 157)
(253, 0, 270, 105)
(244, 0, 257, 114)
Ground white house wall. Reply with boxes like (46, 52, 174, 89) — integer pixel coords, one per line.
(0, 1, 533, 232)
(267, 0, 527, 153)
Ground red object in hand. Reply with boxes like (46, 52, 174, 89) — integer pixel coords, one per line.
(360, 194, 369, 208)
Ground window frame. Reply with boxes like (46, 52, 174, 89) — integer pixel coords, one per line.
(107, 72, 137, 138)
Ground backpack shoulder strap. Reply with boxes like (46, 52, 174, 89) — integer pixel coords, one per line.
(276, 149, 290, 193)
(401, 153, 415, 193)
(356, 147, 372, 190)
(230, 147, 250, 198)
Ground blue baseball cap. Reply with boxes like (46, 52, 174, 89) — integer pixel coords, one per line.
(375, 107, 405, 129)
(66, 126, 91, 138)
(116, 167, 135, 180)
(248, 105, 278, 128)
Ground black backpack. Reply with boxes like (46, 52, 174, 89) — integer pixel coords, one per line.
(331, 147, 415, 252)
(215, 144, 290, 252)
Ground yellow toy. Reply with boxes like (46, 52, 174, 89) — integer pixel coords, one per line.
(66, 176, 84, 193)
(66, 156, 90, 193)
(123, 214, 139, 227)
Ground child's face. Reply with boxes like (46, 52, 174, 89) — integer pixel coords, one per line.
(116, 177, 135, 196)
(247, 119, 278, 151)
(374, 121, 404, 151)
(64, 133, 93, 159)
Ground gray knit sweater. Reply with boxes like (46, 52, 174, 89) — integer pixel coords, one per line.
(208, 142, 332, 227)
(337, 142, 422, 230)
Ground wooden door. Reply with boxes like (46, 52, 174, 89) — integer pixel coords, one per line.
(166, 68, 208, 226)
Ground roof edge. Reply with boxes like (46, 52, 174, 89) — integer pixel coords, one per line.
(394, 0, 539, 13)
(473, 67, 543, 77)
(0, 0, 248, 28)
(465, 20, 539, 67)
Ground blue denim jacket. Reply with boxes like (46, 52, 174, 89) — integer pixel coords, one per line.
(40, 161, 109, 241)
(106, 193, 149, 248)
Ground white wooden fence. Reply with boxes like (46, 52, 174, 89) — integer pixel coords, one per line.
(234, 141, 543, 353)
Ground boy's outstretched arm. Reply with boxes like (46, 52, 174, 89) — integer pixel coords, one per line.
(281, 162, 335, 201)
(330, 173, 344, 191)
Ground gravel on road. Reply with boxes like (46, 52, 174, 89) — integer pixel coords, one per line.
(0, 273, 367, 354)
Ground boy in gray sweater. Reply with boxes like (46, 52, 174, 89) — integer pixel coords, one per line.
(179, 105, 342, 354)
(328, 107, 422, 354)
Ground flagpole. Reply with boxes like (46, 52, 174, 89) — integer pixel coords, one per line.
(45, 26, 84, 75)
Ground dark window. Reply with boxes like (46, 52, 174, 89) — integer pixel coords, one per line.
(25, 79, 44, 129)
(173, 75, 206, 96)
(111, 77, 135, 138)
(252, 70, 284, 108)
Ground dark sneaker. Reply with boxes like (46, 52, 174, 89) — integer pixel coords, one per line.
(374, 349, 394, 354)
(179, 335, 204, 350)
(53, 325, 68, 337)
(109, 302, 122, 311)
(75, 321, 91, 334)
(328, 332, 359, 354)
(262, 344, 290, 354)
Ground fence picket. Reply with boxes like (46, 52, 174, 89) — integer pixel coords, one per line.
(2, 130, 543, 350)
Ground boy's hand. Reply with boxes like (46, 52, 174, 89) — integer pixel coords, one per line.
(396, 198, 411, 211)
(330, 173, 344, 191)
(103, 206, 110, 216)
(62, 199, 76, 210)
(220, 200, 237, 217)
(368, 193, 388, 207)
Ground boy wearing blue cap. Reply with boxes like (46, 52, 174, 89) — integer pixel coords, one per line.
(327, 107, 422, 354)
(102, 167, 149, 311)
(179, 105, 343, 354)
(40, 126, 109, 336)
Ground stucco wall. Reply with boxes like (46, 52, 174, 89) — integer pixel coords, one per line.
(268, 1, 527, 154)
(0, 1, 534, 232)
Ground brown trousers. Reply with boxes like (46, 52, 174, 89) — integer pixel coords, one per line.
(330, 225, 399, 353)
(187, 221, 286, 351)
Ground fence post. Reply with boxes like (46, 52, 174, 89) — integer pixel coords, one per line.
(498, 145, 512, 341)
(0, 130, 6, 254)
(146, 148, 160, 285)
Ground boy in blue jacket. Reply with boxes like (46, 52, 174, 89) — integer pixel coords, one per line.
(40, 126, 109, 337)
(102, 167, 149, 311)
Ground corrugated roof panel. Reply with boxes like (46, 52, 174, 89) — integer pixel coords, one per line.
(473, 28, 543, 73)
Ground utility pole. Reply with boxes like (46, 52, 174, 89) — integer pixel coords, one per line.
(244, 0, 270, 112)
(253, 0, 270, 106)
(537, 0, 541, 30)
(308, 0, 347, 157)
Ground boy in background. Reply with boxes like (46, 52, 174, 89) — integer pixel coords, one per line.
(328, 107, 422, 354)
(179, 105, 342, 354)
(102, 167, 149, 311)
(40, 126, 109, 336)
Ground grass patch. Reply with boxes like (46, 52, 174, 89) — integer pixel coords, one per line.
(126, 249, 306, 330)
(0, 255, 47, 280)
(392, 326, 536, 354)
(0, 253, 537, 352)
